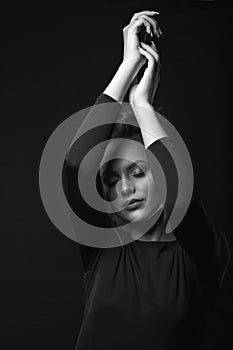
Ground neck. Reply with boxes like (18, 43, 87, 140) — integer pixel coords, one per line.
(113, 206, 176, 243)
(129, 207, 165, 241)
(119, 206, 172, 241)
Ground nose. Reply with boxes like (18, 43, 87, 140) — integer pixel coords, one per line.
(118, 177, 135, 197)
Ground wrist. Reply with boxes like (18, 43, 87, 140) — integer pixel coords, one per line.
(131, 100, 153, 110)
(121, 58, 143, 75)
(103, 60, 141, 103)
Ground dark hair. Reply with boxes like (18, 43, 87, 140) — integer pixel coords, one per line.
(111, 103, 144, 143)
(102, 103, 168, 249)
(103, 103, 145, 246)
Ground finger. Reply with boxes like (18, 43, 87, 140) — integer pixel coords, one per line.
(151, 41, 159, 53)
(155, 23, 162, 38)
(141, 41, 159, 55)
(156, 26, 162, 37)
(130, 10, 159, 23)
(132, 14, 159, 37)
(140, 42, 159, 62)
(138, 46, 155, 69)
(130, 17, 155, 36)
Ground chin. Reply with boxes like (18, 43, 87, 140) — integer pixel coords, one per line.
(122, 208, 147, 223)
(131, 205, 163, 223)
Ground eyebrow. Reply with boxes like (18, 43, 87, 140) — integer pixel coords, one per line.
(102, 160, 148, 177)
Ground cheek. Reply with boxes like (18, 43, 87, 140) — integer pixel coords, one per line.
(147, 173, 157, 193)
(139, 172, 154, 194)
(144, 173, 162, 211)
(102, 185, 118, 204)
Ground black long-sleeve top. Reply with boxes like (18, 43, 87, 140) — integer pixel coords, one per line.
(62, 93, 230, 350)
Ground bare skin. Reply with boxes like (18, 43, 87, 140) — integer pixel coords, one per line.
(102, 10, 176, 242)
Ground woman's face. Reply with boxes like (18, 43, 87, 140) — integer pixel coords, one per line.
(100, 139, 163, 223)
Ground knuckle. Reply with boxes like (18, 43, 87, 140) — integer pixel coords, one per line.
(140, 15, 147, 21)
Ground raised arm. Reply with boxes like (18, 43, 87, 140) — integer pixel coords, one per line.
(63, 11, 162, 229)
(128, 36, 230, 310)
(63, 9, 163, 270)
(103, 10, 160, 102)
(65, 10, 160, 169)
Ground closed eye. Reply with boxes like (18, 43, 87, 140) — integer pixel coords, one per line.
(132, 172, 145, 177)
(131, 166, 147, 177)
(102, 168, 147, 186)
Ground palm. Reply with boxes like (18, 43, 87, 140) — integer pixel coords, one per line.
(129, 58, 160, 105)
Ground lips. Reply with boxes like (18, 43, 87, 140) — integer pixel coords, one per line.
(125, 199, 144, 209)
(128, 198, 143, 205)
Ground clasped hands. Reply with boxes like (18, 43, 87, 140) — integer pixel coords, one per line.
(122, 10, 162, 106)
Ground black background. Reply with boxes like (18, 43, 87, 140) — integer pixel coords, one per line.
(1, 1, 232, 349)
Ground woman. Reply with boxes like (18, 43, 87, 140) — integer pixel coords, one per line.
(62, 10, 230, 350)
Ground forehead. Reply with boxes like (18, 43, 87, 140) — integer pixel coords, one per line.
(100, 139, 148, 171)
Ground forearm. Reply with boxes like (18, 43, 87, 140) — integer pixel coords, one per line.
(131, 102, 169, 148)
(103, 59, 141, 103)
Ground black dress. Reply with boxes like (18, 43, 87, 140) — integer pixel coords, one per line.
(62, 93, 230, 350)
